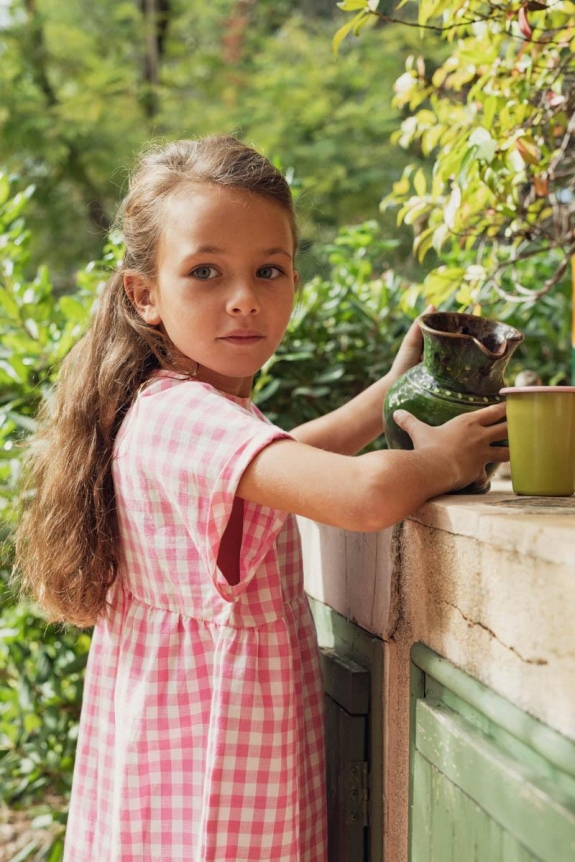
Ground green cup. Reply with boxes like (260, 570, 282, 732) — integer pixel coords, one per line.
(500, 386, 575, 496)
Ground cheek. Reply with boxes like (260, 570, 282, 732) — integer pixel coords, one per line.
(159, 287, 207, 326)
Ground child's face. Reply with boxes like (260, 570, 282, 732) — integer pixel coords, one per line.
(129, 184, 298, 397)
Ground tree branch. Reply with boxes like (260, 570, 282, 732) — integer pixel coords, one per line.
(368, 4, 573, 46)
(139, 0, 172, 119)
(486, 241, 575, 303)
(22, 0, 111, 232)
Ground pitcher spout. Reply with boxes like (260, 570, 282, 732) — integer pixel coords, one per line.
(419, 312, 524, 396)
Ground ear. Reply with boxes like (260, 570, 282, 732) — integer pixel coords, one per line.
(124, 273, 162, 326)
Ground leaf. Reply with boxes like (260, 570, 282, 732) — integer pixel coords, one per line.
(458, 146, 478, 184)
(432, 223, 449, 255)
(333, 11, 367, 54)
(5, 411, 37, 433)
(482, 97, 498, 131)
(468, 127, 496, 163)
(58, 295, 89, 323)
(391, 174, 412, 198)
(444, 185, 461, 230)
(336, 0, 367, 10)
(253, 378, 281, 404)
(7, 840, 39, 862)
(414, 226, 435, 263)
(533, 174, 549, 196)
(31, 814, 55, 830)
(0, 174, 10, 207)
(413, 168, 427, 197)
(22, 318, 39, 340)
(0, 287, 19, 319)
(0, 360, 25, 384)
(315, 367, 345, 383)
(45, 837, 65, 862)
(423, 266, 466, 306)
(515, 136, 540, 166)
(292, 386, 331, 398)
(518, 7, 533, 39)
(402, 200, 430, 225)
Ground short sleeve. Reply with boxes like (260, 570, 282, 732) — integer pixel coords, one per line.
(135, 379, 292, 602)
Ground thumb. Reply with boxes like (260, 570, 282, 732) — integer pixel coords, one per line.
(393, 410, 419, 433)
(393, 409, 424, 441)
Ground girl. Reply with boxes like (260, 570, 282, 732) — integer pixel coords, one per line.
(16, 136, 508, 862)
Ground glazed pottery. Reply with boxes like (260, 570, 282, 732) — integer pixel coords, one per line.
(500, 386, 575, 496)
(384, 312, 524, 493)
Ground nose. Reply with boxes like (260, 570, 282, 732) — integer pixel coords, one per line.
(226, 279, 260, 316)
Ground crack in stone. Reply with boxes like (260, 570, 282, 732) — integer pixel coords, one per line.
(386, 523, 404, 640)
(442, 600, 549, 666)
(370, 536, 378, 631)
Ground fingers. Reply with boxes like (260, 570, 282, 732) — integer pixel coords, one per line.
(487, 446, 510, 463)
(484, 421, 508, 442)
(472, 401, 507, 425)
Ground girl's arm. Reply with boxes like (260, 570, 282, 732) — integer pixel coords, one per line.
(237, 402, 508, 532)
(291, 317, 424, 455)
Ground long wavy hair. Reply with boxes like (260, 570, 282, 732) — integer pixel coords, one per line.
(15, 135, 297, 628)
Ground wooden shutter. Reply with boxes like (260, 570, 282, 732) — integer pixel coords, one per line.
(410, 644, 575, 862)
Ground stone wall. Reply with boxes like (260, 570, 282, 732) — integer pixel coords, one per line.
(300, 486, 575, 862)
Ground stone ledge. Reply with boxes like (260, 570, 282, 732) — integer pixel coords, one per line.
(407, 480, 575, 566)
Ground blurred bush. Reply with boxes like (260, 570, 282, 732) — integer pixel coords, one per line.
(0, 175, 109, 860)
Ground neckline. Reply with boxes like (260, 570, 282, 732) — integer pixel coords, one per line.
(142, 371, 253, 408)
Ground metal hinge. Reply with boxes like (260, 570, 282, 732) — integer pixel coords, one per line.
(346, 761, 369, 828)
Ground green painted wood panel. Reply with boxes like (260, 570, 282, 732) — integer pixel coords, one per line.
(324, 691, 368, 861)
(424, 677, 575, 800)
(411, 747, 432, 862)
(411, 643, 575, 779)
(412, 753, 541, 862)
(308, 597, 384, 862)
(320, 648, 370, 715)
(416, 700, 575, 861)
(409, 645, 575, 862)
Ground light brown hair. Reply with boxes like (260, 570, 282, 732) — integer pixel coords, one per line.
(15, 135, 297, 627)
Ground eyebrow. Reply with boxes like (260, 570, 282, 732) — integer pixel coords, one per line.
(182, 245, 293, 262)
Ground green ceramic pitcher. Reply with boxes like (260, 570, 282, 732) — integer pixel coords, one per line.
(384, 312, 524, 493)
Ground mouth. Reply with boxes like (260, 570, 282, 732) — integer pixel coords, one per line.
(219, 332, 265, 345)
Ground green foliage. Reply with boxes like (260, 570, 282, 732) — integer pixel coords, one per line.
(0, 178, 116, 860)
(254, 220, 420, 438)
(0, 0, 434, 283)
(335, 0, 575, 307)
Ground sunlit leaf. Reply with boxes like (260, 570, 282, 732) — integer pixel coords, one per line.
(333, 11, 367, 54)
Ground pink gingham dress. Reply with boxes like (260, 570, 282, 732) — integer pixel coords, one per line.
(63, 373, 327, 862)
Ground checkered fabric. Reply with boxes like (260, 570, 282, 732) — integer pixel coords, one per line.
(63, 374, 327, 862)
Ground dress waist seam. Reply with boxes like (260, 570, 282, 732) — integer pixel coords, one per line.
(115, 585, 308, 628)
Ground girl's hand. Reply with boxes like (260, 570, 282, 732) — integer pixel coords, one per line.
(388, 305, 435, 385)
(393, 401, 509, 492)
